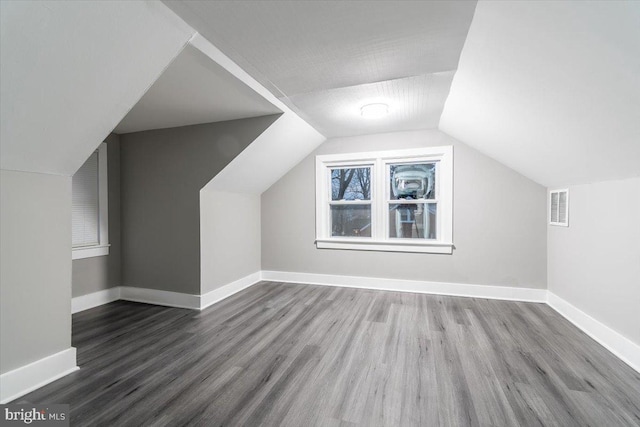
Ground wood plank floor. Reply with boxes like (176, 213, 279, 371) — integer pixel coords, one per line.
(15, 281, 640, 426)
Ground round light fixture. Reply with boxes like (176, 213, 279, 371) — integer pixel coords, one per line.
(360, 103, 389, 119)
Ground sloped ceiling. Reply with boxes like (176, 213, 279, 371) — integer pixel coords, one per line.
(163, 0, 477, 138)
(5, 0, 635, 189)
(188, 35, 326, 195)
(205, 112, 326, 194)
(440, 1, 640, 188)
(114, 45, 281, 134)
(0, 1, 194, 176)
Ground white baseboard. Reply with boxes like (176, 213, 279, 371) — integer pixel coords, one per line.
(119, 286, 201, 310)
(72, 272, 264, 313)
(0, 347, 79, 404)
(261, 270, 548, 303)
(263, 271, 637, 372)
(547, 292, 640, 373)
(201, 272, 262, 310)
(72, 287, 121, 313)
(68, 273, 638, 374)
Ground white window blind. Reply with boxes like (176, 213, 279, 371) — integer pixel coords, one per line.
(72, 151, 100, 247)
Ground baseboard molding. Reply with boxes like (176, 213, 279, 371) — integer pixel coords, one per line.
(201, 272, 262, 310)
(72, 272, 264, 313)
(261, 270, 547, 303)
(119, 286, 201, 310)
(547, 292, 640, 373)
(0, 347, 79, 404)
(72, 287, 121, 313)
(69, 273, 638, 374)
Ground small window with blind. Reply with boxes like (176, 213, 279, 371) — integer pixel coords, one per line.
(72, 143, 109, 259)
(549, 189, 569, 227)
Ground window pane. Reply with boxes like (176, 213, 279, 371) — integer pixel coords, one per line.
(331, 167, 371, 200)
(388, 203, 437, 239)
(389, 163, 435, 200)
(331, 205, 371, 237)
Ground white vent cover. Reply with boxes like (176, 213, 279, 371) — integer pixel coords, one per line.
(549, 189, 569, 226)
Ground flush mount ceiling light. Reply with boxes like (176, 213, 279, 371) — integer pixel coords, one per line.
(360, 103, 389, 119)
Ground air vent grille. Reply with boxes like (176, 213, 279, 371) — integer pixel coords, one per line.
(550, 189, 569, 226)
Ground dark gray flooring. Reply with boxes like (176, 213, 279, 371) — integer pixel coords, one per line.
(15, 281, 640, 426)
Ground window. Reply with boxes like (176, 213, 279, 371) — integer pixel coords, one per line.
(72, 143, 109, 259)
(549, 189, 569, 227)
(316, 146, 453, 254)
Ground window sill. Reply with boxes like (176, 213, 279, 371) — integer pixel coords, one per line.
(316, 239, 453, 254)
(72, 244, 110, 260)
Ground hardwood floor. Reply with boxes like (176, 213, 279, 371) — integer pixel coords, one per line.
(15, 282, 640, 426)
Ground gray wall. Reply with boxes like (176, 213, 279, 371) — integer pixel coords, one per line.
(548, 177, 640, 345)
(262, 129, 547, 288)
(200, 191, 261, 294)
(0, 170, 72, 374)
(72, 134, 122, 297)
(120, 115, 279, 295)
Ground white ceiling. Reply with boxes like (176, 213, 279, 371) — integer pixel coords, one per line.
(115, 45, 281, 134)
(163, 0, 477, 138)
(440, 1, 640, 187)
(286, 72, 455, 138)
(6, 0, 633, 190)
(0, 1, 194, 176)
(190, 34, 326, 195)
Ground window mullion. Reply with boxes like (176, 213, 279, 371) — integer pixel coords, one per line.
(329, 201, 372, 205)
(374, 158, 385, 241)
(325, 165, 332, 239)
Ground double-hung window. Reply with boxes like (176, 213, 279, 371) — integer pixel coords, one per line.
(316, 146, 453, 254)
(72, 142, 109, 260)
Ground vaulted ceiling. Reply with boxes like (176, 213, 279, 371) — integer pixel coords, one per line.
(0, 1, 194, 176)
(2, 1, 637, 189)
(0, 0, 324, 193)
(115, 45, 281, 134)
(163, 0, 477, 138)
(441, 1, 640, 187)
(163, 0, 640, 188)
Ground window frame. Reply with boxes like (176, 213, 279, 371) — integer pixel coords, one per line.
(315, 146, 453, 254)
(72, 142, 109, 260)
(327, 161, 375, 239)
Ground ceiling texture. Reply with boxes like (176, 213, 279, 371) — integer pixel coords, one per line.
(163, 0, 478, 138)
(115, 45, 281, 134)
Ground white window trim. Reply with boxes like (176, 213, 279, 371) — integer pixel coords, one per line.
(549, 188, 569, 227)
(72, 244, 110, 260)
(72, 142, 110, 260)
(315, 146, 453, 254)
